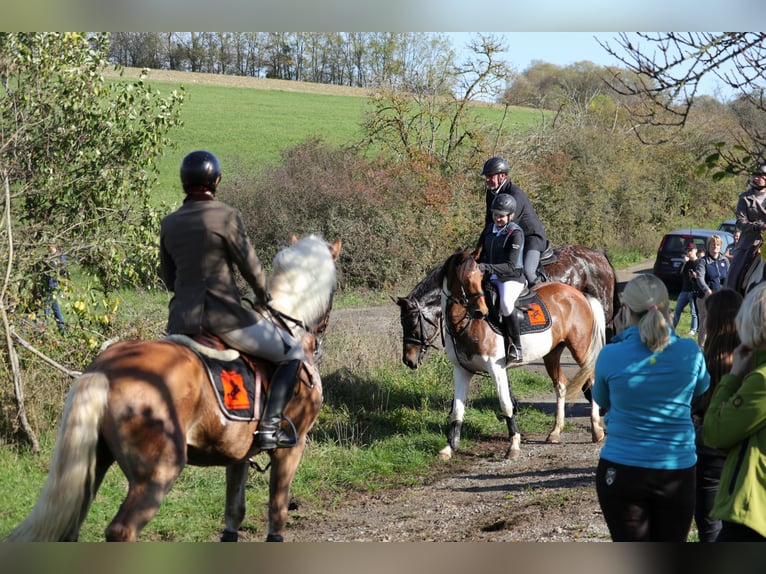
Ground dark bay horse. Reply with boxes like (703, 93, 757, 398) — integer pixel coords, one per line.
(6, 235, 341, 542)
(394, 244, 618, 370)
(436, 248, 605, 461)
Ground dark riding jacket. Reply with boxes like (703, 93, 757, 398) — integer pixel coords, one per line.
(727, 185, 766, 290)
(159, 196, 268, 336)
(484, 179, 548, 252)
(478, 221, 525, 282)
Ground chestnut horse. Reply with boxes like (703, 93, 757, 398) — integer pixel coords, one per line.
(437, 248, 605, 461)
(394, 244, 618, 371)
(6, 234, 341, 542)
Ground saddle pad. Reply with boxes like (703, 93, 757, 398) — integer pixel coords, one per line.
(516, 292, 552, 334)
(200, 354, 260, 422)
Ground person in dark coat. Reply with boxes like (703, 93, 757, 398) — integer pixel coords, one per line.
(479, 156, 549, 286)
(160, 150, 307, 450)
(726, 162, 766, 293)
(477, 193, 526, 363)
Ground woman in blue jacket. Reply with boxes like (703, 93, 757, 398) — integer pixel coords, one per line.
(592, 274, 710, 541)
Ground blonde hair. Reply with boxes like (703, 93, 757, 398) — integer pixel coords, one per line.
(621, 274, 671, 353)
(736, 282, 766, 349)
(706, 234, 723, 249)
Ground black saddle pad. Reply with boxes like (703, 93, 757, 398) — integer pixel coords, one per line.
(484, 282, 552, 335)
(200, 354, 260, 422)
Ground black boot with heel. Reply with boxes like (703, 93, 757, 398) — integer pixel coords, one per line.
(254, 359, 301, 450)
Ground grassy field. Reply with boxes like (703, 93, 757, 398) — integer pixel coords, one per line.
(109, 67, 543, 208)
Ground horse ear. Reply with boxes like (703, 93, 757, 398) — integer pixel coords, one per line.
(329, 238, 342, 261)
(390, 294, 404, 306)
(289, 234, 298, 245)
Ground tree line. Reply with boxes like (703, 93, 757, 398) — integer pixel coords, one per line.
(108, 32, 459, 92)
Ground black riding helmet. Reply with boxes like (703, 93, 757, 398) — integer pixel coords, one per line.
(491, 193, 516, 216)
(752, 161, 766, 189)
(481, 156, 509, 176)
(180, 150, 222, 192)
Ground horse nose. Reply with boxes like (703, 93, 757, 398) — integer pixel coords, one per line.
(471, 309, 486, 320)
(403, 356, 418, 370)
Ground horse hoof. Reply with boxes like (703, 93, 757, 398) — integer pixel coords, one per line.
(437, 446, 453, 460)
(504, 447, 521, 461)
(220, 530, 238, 542)
(592, 428, 606, 444)
(546, 433, 561, 444)
(266, 533, 284, 542)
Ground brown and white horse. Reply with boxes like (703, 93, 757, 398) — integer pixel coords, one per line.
(437, 248, 605, 461)
(394, 244, 618, 371)
(5, 234, 341, 542)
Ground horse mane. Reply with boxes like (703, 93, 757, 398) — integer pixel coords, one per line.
(267, 234, 336, 326)
(407, 261, 445, 304)
(437, 248, 470, 285)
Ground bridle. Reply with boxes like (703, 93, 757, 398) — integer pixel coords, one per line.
(402, 298, 443, 363)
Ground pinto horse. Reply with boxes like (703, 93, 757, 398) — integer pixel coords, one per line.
(6, 234, 341, 542)
(394, 244, 618, 370)
(436, 248, 605, 461)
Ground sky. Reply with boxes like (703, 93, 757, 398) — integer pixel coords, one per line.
(446, 32, 734, 98)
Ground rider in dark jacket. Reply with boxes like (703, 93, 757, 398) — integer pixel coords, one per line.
(479, 157, 549, 286)
(477, 193, 526, 363)
(726, 162, 766, 293)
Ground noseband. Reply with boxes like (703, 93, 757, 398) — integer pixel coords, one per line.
(403, 299, 443, 361)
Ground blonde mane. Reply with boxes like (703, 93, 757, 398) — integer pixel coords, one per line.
(267, 234, 336, 326)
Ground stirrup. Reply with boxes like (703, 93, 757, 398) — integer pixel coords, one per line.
(254, 427, 298, 450)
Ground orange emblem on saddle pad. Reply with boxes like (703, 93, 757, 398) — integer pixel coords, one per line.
(221, 370, 251, 410)
(526, 302, 546, 326)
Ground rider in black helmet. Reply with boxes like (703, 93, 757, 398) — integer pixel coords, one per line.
(161, 150, 307, 451)
(726, 161, 766, 293)
(477, 193, 526, 363)
(479, 156, 549, 287)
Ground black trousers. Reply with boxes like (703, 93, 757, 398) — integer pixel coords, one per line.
(596, 458, 696, 542)
(695, 452, 725, 542)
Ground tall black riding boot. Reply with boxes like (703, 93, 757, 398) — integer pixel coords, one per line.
(503, 311, 523, 364)
(254, 359, 301, 450)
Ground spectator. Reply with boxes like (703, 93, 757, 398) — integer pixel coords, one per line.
(593, 274, 710, 541)
(672, 243, 700, 336)
(43, 243, 67, 330)
(694, 288, 742, 542)
(694, 234, 729, 347)
(702, 281, 766, 542)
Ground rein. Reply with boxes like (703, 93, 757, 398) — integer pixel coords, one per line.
(403, 300, 443, 356)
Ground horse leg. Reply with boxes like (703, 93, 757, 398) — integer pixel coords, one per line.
(542, 345, 567, 444)
(221, 461, 249, 542)
(438, 365, 472, 460)
(491, 365, 521, 460)
(103, 424, 186, 541)
(265, 444, 306, 542)
(589, 386, 605, 443)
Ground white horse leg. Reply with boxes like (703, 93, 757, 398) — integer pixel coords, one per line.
(438, 365, 471, 460)
(490, 363, 522, 460)
(590, 394, 605, 443)
(543, 349, 568, 444)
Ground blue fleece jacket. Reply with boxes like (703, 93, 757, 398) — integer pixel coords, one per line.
(592, 325, 710, 469)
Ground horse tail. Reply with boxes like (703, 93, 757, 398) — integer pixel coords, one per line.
(6, 372, 109, 541)
(567, 296, 606, 401)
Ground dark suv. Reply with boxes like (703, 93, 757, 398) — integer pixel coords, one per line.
(653, 228, 734, 291)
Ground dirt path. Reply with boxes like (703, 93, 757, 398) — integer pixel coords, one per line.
(278, 261, 653, 542)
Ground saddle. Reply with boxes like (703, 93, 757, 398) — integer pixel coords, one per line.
(534, 242, 557, 283)
(165, 333, 272, 422)
(482, 279, 552, 336)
